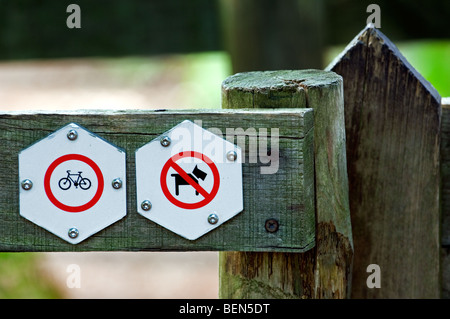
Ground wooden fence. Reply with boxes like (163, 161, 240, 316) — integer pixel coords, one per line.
(0, 25, 448, 299)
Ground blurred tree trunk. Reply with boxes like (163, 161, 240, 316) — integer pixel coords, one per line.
(219, 0, 325, 73)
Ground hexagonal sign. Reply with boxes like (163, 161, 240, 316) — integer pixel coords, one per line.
(135, 120, 243, 240)
(19, 123, 126, 244)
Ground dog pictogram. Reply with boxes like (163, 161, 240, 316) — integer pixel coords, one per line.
(160, 151, 220, 210)
(171, 165, 207, 196)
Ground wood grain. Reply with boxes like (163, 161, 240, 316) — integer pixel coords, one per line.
(0, 109, 314, 252)
(327, 25, 441, 298)
(442, 98, 450, 246)
(219, 69, 353, 298)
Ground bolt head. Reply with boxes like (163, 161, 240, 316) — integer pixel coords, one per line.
(21, 179, 33, 190)
(160, 136, 171, 147)
(112, 178, 122, 189)
(68, 228, 79, 239)
(265, 219, 279, 233)
(226, 150, 237, 162)
(141, 200, 152, 211)
(207, 213, 219, 225)
(67, 130, 78, 141)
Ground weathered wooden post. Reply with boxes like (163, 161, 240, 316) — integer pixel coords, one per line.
(219, 70, 353, 298)
(327, 25, 441, 298)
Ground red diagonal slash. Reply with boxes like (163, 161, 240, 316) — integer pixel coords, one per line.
(169, 160, 210, 199)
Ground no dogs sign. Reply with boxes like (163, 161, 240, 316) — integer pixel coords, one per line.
(160, 151, 220, 210)
(135, 120, 243, 240)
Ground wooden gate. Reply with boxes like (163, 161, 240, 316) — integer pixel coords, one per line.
(0, 25, 448, 299)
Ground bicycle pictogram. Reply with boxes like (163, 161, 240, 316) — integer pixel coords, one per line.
(58, 170, 91, 190)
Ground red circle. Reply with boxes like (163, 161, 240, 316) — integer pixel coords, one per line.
(160, 151, 220, 210)
(44, 154, 104, 213)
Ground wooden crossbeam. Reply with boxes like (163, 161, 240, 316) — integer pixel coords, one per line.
(0, 109, 314, 252)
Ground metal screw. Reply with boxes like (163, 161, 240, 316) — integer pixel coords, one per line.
(265, 219, 279, 233)
(112, 178, 122, 189)
(208, 213, 219, 225)
(67, 129, 78, 141)
(68, 228, 79, 239)
(141, 200, 152, 211)
(226, 150, 237, 162)
(21, 179, 33, 190)
(160, 136, 171, 147)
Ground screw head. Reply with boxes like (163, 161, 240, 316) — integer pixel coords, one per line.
(68, 228, 79, 239)
(226, 150, 237, 162)
(265, 219, 279, 233)
(160, 136, 171, 147)
(21, 179, 33, 190)
(207, 213, 219, 225)
(67, 129, 78, 141)
(141, 200, 152, 211)
(112, 178, 123, 189)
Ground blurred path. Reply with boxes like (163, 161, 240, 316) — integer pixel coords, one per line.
(39, 252, 218, 298)
(0, 55, 226, 110)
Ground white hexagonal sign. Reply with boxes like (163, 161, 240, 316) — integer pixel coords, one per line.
(19, 123, 127, 244)
(135, 120, 243, 240)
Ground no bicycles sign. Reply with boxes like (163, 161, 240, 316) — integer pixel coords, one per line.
(135, 120, 243, 240)
(44, 153, 104, 213)
(19, 123, 126, 244)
